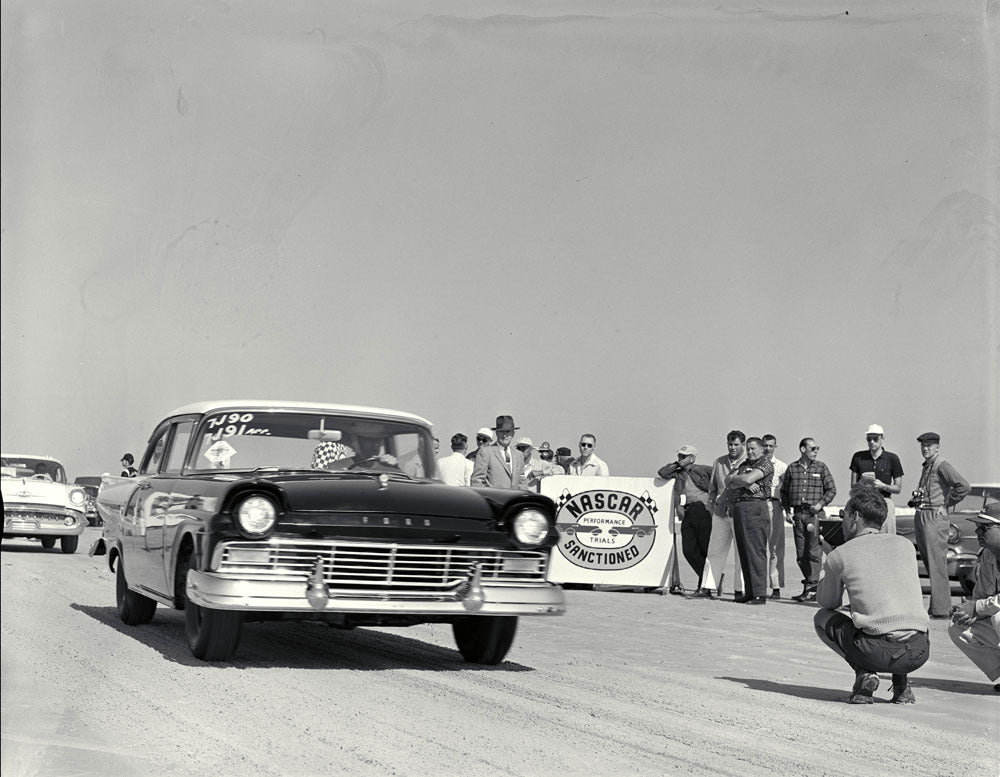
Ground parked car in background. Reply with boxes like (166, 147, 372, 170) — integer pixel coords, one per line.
(896, 483, 999, 595)
(1, 454, 88, 553)
(73, 476, 103, 526)
(823, 483, 998, 594)
(91, 400, 566, 663)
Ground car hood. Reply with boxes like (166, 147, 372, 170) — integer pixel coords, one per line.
(260, 474, 529, 521)
(0, 477, 75, 506)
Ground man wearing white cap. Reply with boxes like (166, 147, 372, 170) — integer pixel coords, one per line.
(466, 427, 495, 462)
(848, 424, 904, 535)
(948, 502, 1000, 692)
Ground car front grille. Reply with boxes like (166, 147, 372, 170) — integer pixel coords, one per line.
(214, 539, 549, 590)
(4, 506, 79, 530)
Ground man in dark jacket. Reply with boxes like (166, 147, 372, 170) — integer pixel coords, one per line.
(657, 445, 713, 595)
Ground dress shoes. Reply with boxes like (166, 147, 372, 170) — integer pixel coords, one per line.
(791, 585, 817, 602)
(746, 596, 767, 605)
(686, 588, 717, 600)
(769, 588, 781, 600)
(668, 584, 685, 596)
(734, 590, 744, 599)
(733, 594, 753, 604)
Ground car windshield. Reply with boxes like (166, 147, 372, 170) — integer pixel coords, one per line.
(954, 486, 1000, 513)
(185, 411, 435, 478)
(0, 456, 67, 483)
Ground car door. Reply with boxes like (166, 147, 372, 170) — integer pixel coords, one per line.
(125, 427, 175, 598)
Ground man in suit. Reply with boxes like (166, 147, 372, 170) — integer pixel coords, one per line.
(471, 415, 523, 489)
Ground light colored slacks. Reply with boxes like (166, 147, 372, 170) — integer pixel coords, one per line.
(948, 616, 1000, 682)
(767, 499, 785, 589)
(701, 511, 743, 593)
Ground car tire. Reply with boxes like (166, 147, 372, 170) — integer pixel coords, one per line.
(185, 601, 243, 661)
(452, 615, 518, 665)
(40, 537, 57, 549)
(60, 535, 79, 554)
(116, 558, 157, 625)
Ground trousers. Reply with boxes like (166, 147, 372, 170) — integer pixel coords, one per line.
(733, 500, 770, 599)
(913, 507, 952, 616)
(815, 610, 930, 676)
(948, 617, 1000, 682)
(701, 510, 743, 593)
(791, 509, 822, 586)
(680, 501, 713, 588)
(767, 499, 785, 589)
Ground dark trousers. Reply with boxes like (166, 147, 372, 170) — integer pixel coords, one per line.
(680, 501, 713, 588)
(733, 500, 770, 598)
(913, 507, 952, 616)
(791, 509, 822, 585)
(815, 610, 930, 676)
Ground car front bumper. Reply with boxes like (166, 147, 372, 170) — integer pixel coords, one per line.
(186, 569, 566, 616)
(3, 506, 86, 537)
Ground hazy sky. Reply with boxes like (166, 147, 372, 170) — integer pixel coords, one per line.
(2, 0, 998, 494)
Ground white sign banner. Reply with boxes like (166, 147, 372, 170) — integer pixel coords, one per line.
(541, 475, 676, 587)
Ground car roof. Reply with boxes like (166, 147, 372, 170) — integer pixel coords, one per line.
(164, 400, 433, 428)
(0, 453, 64, 464)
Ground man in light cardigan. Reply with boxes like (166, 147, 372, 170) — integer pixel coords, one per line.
(813, 487, 930, 704)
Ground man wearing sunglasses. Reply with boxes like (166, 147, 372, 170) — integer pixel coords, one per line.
(780, 437, 837, 602)
(466, 427, 495, 462)
(848, 424, 904, 535)
(569, 434, 609, 477)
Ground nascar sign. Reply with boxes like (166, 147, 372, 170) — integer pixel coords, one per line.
(541, 475, 676, 587)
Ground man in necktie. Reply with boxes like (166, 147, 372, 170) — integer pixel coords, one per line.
(470, 415, 524, 489)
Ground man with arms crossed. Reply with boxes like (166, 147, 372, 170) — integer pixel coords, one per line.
(726, 437, 774, 604)
(948, 502, 1000, 692)
(814, 487, 929, 704)
(848, 424, 903, 535)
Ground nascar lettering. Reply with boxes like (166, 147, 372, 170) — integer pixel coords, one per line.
(554, 488, 658, 571)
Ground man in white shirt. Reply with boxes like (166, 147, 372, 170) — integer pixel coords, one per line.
(437, 433, 474, 486)
(762, 434, 788, 599)
(569, 434, 609, 477)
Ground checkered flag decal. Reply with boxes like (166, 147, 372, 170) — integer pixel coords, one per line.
(556, 489, 574, 509)
(311, 441, 353, 469)
(639, 490, 658, 514)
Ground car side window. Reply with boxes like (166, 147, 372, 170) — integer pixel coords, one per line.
(142, 432, 168, 476)
(164, 421, 196, 475)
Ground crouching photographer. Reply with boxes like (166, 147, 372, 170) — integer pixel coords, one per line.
(813, 488, 930, 704)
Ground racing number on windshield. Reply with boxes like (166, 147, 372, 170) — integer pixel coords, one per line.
(205, 413, 271, 441)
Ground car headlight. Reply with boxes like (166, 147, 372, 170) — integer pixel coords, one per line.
(69, 488, 87, 507)
(511, 508, 551, 548)
(235, 495, 277, 537)
(947, 523, 960, 544)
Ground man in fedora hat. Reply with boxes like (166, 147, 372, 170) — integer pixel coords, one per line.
(948, 502, 1000, 692)
(471, 415, 524, 489)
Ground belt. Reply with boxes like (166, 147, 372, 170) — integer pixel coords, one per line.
(735, 497, 767, 502)
(869, 629, 924, 642)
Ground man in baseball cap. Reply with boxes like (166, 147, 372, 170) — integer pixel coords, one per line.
(657, 444, 712, 595)
(948, 502, 1000, 691)
(848, 423, 904, 534)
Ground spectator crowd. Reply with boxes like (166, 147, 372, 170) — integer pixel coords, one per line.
(437, 414, 997, 702)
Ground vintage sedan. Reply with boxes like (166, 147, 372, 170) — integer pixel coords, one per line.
(897, 483, 999, 594)
(90, 401, 565, 663)
(1, 454, 88, 553)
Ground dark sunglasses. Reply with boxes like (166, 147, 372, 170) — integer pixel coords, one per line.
(540, 452, 553, 459)
(515, 445, 530, 451)
(866, 435, 882, 442)
(476, 436, 490, 443)
(807, 446, 820, 452)
(579, 442, 594, 448)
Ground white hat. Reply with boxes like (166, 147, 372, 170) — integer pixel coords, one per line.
(476, 427, 495, 441)
(515, 437, 534, 449)
(866, 424, 884, 436)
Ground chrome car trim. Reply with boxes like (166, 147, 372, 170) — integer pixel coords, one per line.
(210, 538, 550, 588)
(187, 568, 566, 615)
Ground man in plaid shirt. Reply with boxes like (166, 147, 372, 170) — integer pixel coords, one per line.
(780, 437, 837, 602)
